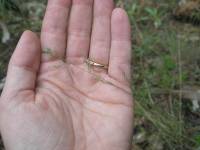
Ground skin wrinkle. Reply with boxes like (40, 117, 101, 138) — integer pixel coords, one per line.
(9, 65, 39, 75)
(41, 33, 67, 44)
(38, 78, 85, 104)
(67, 56, 87, 65)
(49, 82, 83, 149)
(36, 88, 72, 123)
(38, 86, 74, 124)
(72, 0, 93, 6)
(37, 81, 91, 139)
(38, 81, 87, 150)
(99, 77, 130, 93)
(38, 78, 131, 126)
(69, 64, 131, 95)
(82, 105, 87, 150)
(36, 89, 76, 150)
(83, 104, 132, 134)
(68, 5, 93, 30)
(71, 78, 131, 107)
(69, 64, 131, 94)
(93, 12, 113, 19)
(1, 90, 34, 111)
(62, 105, 76, 150)
(56, 81, 133, 135)
(40, 65, 130, 107)
(39, 60, 66, 73)
(61, 101, 76, 150)
(68, 28, 92, 38)
(51, 121, 66, 150)
(68, 65, 99, 92)
(38, 59, 131, 94)
(48, 0, 71, 7)
(108, 66, 131, 85)
(38, 63, 132, 107)
(84, 115, 106, 150)
(91, 39, 111, 51)
(42, 16, 68, 34)
(73, 99, 86, 150)
(80, 98, 85, 150)
(36, 89, 59, 110)
(37, 87, 73, 119)
(41, 33, 67, 43)
(42, 4, 70, 33)
(37, 73, 130, 121)
(110, 55, 131, 67)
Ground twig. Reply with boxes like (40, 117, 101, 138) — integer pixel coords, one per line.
(0, 21, 10, 43)
(0, 78, 5, 91)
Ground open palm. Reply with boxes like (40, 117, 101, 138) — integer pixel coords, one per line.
(0, 0, 133, 150)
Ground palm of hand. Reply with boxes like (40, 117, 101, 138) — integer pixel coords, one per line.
(0, 0, 133, 150)
(1, 60, 133, 150)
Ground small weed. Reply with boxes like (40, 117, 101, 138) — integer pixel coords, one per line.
(145, 7, 162, 28)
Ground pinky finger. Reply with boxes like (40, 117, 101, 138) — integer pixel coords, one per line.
(109, 8, 132, 84)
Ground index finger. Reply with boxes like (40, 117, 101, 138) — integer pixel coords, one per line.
(41, 0, 71, 62)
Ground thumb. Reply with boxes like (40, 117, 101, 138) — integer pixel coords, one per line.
(2, 30, 41, 98)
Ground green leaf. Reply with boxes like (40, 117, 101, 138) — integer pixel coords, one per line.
(163, 56, 176, 71)
(0, 0, 20, 13)
(195, 135, 200, 145)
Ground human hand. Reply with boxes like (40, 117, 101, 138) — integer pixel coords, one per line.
(0, 0, 133, 150)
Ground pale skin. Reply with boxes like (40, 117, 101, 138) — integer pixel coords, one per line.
(0, 0, 133, 150)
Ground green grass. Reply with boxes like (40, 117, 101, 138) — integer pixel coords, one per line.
(1, 0, 200, 149)
(124, 0, 200, 149)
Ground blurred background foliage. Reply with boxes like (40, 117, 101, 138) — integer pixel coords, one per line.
(1, 0, 200, 149)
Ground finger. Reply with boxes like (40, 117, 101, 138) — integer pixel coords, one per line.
(66, 0, 93, 64)
(89, 0, 114, 66)
(2, 31, 41, 97)
(41, 0, 71, 62)
(109, 8, 132, 84)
